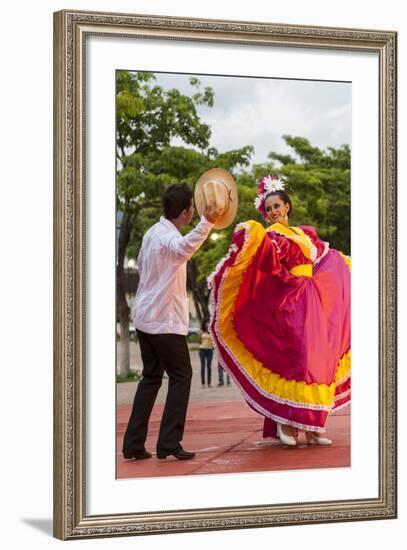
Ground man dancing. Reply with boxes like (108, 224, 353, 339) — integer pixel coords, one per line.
(122, 183, 220, 460)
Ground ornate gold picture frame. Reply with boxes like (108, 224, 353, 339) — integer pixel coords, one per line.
(53, 9, 397, 540)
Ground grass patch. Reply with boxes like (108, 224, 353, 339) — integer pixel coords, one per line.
(116, 370, 142, 383)
(116, 371, 170, 383)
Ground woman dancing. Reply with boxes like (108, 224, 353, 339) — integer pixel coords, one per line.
(208, 175, 351, 446)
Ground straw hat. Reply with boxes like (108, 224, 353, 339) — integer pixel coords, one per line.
(194, 168, 238, 229)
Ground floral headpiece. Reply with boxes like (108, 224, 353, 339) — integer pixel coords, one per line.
(254, 175, 285, 219)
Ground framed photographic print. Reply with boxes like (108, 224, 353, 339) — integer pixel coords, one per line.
(53, 9, 397, 540)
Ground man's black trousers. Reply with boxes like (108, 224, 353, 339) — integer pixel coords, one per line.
(122, 329, 193, 455)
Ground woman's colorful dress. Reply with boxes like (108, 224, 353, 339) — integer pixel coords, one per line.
(208, 221, 351, 436)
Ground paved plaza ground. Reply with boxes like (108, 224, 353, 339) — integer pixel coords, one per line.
(116, 342, 350, 479)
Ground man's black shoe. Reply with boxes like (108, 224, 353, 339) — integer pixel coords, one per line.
(123, 449, 152, 460)
(156, 445, 196, 460)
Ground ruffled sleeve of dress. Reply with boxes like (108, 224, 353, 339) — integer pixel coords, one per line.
(299, 225, 327, 258)
(300, 225, 351, 269)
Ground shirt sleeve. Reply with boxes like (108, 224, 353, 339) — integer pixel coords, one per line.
(166, 216, 214, 263)
(300, 225, 327, 258)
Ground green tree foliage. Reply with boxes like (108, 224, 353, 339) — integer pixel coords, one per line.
(116, 71, 215, 376)
(267, 135, 351, 254)
(125, 145, 255, 257)
(117, 70, 214, 216)
(116, 68, 351, 374)
(116, 70, 255, 371)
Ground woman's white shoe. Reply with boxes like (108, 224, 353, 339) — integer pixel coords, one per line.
(305, 431, 332, 446)
(277, 423, 297, 446)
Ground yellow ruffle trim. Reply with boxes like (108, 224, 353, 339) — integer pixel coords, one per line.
(339, 251, 351, 270)
(267, 223, 316, 260)
(338, 250, 352, 271)
(334, 350, 351, 384)
(218, 220, 350, 408)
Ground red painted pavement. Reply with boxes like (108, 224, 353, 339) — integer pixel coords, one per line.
(116, 400, 350, 479)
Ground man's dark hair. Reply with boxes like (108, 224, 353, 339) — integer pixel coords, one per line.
(163, 183, 193, 220)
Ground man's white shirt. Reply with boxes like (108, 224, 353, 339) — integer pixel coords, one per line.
(134, 215, 213, 335)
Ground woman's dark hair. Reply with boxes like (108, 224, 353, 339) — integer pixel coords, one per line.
(265, 190, 293, 218)
(163, 183, 193, 220)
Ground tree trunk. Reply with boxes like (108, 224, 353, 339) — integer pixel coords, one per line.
(196, 282, 210, 322)
(117, 212, 134, 377)
(187, 260, 210, 324)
